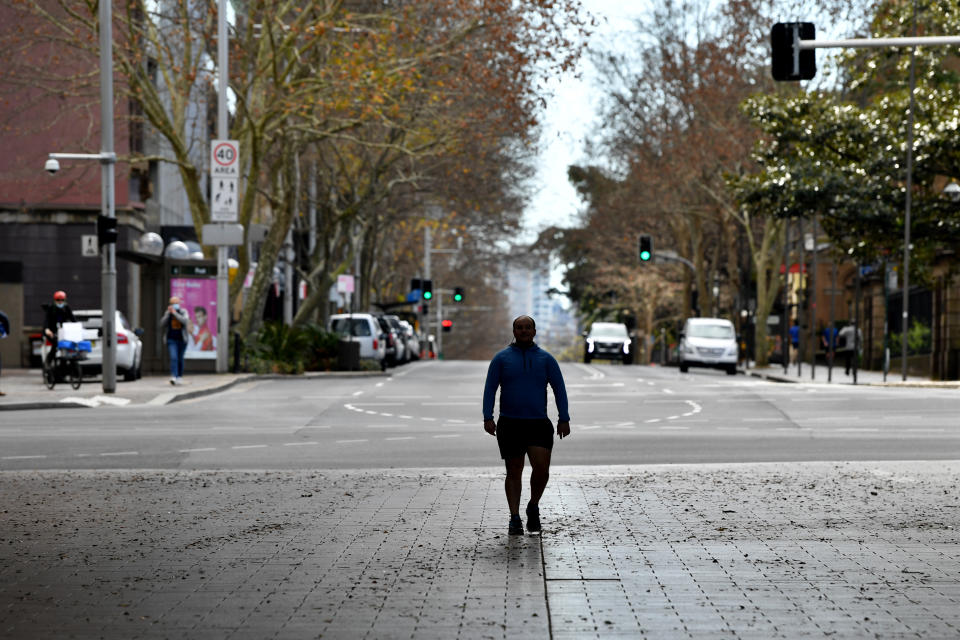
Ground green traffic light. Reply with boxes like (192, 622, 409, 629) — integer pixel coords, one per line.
(640, 250, 651, 261)
(424, 291, 432, 300)
(454, 294, 462, 301)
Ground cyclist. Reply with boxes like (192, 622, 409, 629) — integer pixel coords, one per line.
(43, 290, 76, 368)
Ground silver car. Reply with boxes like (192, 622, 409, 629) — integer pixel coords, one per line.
(73, 309, 144, 381)
(328, 313, 387, 369)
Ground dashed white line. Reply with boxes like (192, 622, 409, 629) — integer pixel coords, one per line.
(283, 441, 319, 447)
(352, 390, 364, 397)
(645, 418, 661, 424)
(100, 451, 138, 457)
(180, 447, 217, 453)
(336, 439, 368, 444)
(432, 434, 461, 439)
(581, 425, 601, 430)
(398, 415, 413, 419)
(232, 444, 269, 449)
(662, 389, 675, 395)
(385, 436, 415, 441)
(2, 455, 47, 460)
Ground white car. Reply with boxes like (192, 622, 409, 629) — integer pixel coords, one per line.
(584, 322, 633, 364)
(328, 313, 387, 370)
(399, 320, 420, 361)
(678, 317, 738, 375)
(73, 309, 144, 381)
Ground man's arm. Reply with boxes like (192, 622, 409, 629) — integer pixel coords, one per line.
(546, 355, 571, 438)
(482, 356, 501, 435)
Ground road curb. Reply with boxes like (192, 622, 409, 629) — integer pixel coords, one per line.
(1, 369, 393, 410)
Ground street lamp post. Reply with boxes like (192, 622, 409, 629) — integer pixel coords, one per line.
(46, 0, 117, 393)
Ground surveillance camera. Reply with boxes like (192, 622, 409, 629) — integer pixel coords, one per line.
(44, 158, 60, 175)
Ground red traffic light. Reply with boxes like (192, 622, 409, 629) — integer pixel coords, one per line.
(441, 319, 453, 328)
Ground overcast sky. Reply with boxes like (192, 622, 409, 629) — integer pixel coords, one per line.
(521, 2, 645, 240)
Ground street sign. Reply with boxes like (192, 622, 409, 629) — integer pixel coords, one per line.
(211, 177, 238, 222)
(202, 223, 244, 246)
(211, 140, 239, 222)
(211, 139, 239, 178)
(81, 234, 98, 257)
(337, 274, 355, 294)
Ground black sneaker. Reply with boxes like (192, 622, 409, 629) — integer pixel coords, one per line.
(508, 514, 524, 535)
(525, 504, 541, 533)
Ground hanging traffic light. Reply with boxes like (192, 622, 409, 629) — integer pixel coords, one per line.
(97, 215, 118, 250)
(441, 319, 453, 332)
(453, 286, 463, 302)
(422, 279, 433, 300)
(638, 235, 653, 263)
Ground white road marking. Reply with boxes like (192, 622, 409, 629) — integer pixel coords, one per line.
(352, 390, 364, 396)
(662, 388, 675, 395)
(448, 419, 466, 423)
(645, 419, 661, 423)
(352, 402, 403, 406)
(2, 455, 47, 460)
(305, 425, 331, 429)
(380, 413, 394, 417)
(432, 434, 461, 439)
(385, 436, 415, 441)
(232, 444, 269, 449)
(375, 382, 384, 387)
(398, 415, 413, 419)
(835, 428, 880, 432)
(567, 383, 625, 388)
(100, 451, 138, 457)
(422, 417, 437, 422)
(336, 439, 368, 444)
(180, 447, 217, 453)
(581, 425, 601, 430)
(283, 441, 319, 446)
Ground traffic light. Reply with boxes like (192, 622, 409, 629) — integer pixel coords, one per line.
(422, 279, 433, 300)
(97, 215, 118, 250)
(638, 235, 653, 263)
(771, 22, 816, 81)
(441, 319, 452, 332)
(453, 286, 464, 302)
(410, 277, 422, 292)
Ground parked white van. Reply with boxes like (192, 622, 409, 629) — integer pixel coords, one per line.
(678, 317, 738, 375)
(327, 313, 387, 370)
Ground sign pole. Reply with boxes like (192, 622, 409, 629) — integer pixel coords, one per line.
(215, 0, 230, 373)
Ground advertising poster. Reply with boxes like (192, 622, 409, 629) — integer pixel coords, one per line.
(170, 277, 218, 359)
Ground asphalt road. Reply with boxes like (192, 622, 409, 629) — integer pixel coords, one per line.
(1, 360, 959, 470)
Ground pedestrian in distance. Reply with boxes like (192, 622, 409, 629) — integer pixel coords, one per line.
(43, 290, 75, 369)
(822, 324, 838, 367)
(483, 315, 570, 536)
(837, 322, 861, 375)
(161, 296, 190, 385)
(788, 318, 800, 365)
(0, 309, 9, 396)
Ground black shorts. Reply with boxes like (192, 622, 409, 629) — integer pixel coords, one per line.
(496, 417, 554, 460)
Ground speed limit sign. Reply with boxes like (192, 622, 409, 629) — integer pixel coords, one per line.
(211, 139, 239, 178)
(211, 139, 240, 221)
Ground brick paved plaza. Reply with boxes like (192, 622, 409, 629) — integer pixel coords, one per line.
(2, 461, 958, 639)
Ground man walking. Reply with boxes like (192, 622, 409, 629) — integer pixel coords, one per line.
(483, 315, 570, 535)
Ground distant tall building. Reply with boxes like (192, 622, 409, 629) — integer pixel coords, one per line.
(506, 257, 576, 347)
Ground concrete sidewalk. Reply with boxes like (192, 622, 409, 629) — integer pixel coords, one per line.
(0, 368, 386, 411)
(745, 363, 960, 389)
(2, 461, 959, 638)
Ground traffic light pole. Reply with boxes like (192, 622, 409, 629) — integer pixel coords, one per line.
(423, 226, 431, 354)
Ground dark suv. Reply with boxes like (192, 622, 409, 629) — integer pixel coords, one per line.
(583, 322, 633, 364)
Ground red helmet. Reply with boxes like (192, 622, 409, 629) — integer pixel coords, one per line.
(53, 290, 67, 301)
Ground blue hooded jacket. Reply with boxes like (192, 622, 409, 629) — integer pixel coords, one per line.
(482, 342, 570, 422)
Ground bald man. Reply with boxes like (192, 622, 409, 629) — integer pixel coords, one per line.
(483, 315, 570, 535)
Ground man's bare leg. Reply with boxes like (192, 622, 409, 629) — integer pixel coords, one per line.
(504, 456, 524, 516)
(526, 446, 551, 507)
